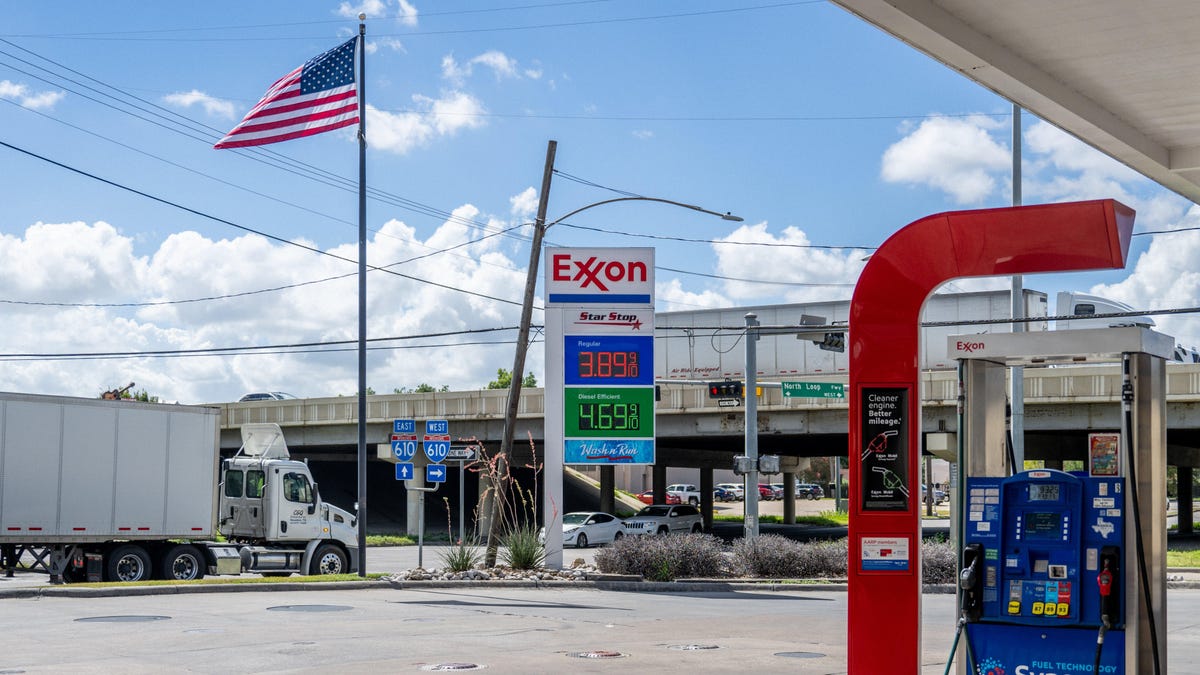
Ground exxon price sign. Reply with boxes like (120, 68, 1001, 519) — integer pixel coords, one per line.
(782, 382, 845, 399)
(546, 247, 654, 306)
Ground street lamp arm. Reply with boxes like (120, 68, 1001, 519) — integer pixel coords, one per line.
(544, 196, 742, 229)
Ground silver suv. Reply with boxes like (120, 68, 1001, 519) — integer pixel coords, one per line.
(622, 504, 703, 536)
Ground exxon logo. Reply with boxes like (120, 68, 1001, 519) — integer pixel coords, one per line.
(956, 339, 987, 353)
(551, 253, 648, 292)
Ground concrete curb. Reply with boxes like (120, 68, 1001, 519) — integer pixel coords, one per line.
(4, 575, 1200, 599)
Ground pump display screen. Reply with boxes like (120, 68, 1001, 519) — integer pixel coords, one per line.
(1025, 512, 1062, 537)
(1028, 483, 1060, 502)
(576, 402, 641, 431)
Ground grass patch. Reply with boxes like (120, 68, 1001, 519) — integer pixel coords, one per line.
(714, 510, 849, 527)
(366, 534, 416, 547)
(1167, 549, 1200, 568)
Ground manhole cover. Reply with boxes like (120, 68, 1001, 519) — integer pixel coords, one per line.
(775, 651, 826, 659)
(419, 664, 487, 672)
(566, 651, 626, 659)
(266, 605, 352, 613)
(75, 615, 170, 623)
(669, 644, 721, 651)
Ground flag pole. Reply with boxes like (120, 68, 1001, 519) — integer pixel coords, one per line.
(355, 13, 368, 577)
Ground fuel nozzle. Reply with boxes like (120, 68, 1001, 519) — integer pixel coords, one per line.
(1097, 562, 1113, 598)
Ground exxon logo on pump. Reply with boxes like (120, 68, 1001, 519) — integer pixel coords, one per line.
(546, 247, 654, 306)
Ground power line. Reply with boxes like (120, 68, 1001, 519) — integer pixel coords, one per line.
(556, 221, 875, 249)
(2, 3, 821, 42)
(1, 1, 620, 38)
(0, 326, 530, 361)
(0, 139, 526, 307)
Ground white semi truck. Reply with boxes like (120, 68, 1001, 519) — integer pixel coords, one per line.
(0, 392, 358, 583)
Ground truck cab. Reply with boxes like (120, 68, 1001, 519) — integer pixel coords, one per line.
(219, 424, 359, 575)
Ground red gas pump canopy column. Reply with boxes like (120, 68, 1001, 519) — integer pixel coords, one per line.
(846, 200, 1135, 674)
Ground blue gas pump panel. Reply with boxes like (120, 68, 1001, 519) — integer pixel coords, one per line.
(964, 469, 1124, 628)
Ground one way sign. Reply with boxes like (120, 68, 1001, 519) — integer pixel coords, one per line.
(426, 464, 447, 483)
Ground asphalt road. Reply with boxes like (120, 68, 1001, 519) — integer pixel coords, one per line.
(4, 582, 1200, 673)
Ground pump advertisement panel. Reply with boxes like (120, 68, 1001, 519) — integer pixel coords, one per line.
(860, 387, 909, 511)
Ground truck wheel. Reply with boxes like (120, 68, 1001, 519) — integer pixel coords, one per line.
(106, 545, 151, 582)
(309, 544, 347, 575)
(160, 545, 205, 581)
(656, 526, 669, 536)
(690, 524, 702, 534)
(688, 497, 699, 506)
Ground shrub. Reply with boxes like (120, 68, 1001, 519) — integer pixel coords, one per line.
(731, 535, 848, 578)
(439, 539, 482, 572)
(500, 524, 545, 570)
(594, 533, 731, 580)
(921, 538, 957, 584)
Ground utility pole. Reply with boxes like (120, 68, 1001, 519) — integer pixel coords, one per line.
(744, 313, 760, 539)
(485, 140, 557, 567)
(1010, 103, 1025, 471)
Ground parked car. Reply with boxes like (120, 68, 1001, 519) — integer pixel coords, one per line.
(796, 483, 825, 500)
(714, 486, 739, 502)
(637, 490, 680, 505)
(922, 484, 948, 505)
(716, 483, 744, 501)
(666, 483, 703, 506)
(757, 484, 781, 500)
(622, 504, 703, 536)
(238, 392, 298, 402)
(538, 511, 625, 548)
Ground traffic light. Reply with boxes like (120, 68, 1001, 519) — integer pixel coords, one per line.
(814, 331, 845, 352)
(707, 381, 744, 399)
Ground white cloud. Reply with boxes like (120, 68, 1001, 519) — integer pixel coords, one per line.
(163, 89, 237, 119)
(441, 51, 524, 85)
(710, 222, 865, 304)
(1089, 205, 1200, 347)
(881, 115, 1010, 204)
(337, 0, 388, 18)
(397, 0, 419, 26)
(0, 199, 537, 402)
(0, 80, 65, 110)
(655, 278, 730, 311)
(366, 37, 406, 55)
(509, 187, 538, 218)
(367, 92, 485, 154)
(632, 130, 654, 140)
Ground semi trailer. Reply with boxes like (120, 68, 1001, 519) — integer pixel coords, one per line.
(0, 392, 357, 583)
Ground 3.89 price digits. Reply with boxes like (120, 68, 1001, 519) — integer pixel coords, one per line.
(578, 350, 639, 379)
(577, 402, 640, 431)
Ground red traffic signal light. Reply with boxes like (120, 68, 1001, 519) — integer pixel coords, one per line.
(707, 381, 743, 399)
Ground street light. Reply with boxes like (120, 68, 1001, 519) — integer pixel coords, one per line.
(484, 139, 743, 566)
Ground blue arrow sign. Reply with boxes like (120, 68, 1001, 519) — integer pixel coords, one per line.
(391, 440, 417, 461)
(395, 462, 414, 481)
(394, 419, 415, 434)
(426, 464, 447, 483)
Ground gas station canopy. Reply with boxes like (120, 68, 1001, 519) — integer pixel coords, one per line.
(832, 1, 1200, 204)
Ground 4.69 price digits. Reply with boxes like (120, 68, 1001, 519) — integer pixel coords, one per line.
(578, 350, 639, 379)
(577, 402, 640, 431)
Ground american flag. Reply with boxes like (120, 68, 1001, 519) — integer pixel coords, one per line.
(214, 38, 359, 149)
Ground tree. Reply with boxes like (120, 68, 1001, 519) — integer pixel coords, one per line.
(487, 369, 534, 389)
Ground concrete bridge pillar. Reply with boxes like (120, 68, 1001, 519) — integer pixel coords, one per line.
(782, 470, 796, 525)
(600, 466, 615, 515)
(1180, 465, 1194, 535)
(652, 464, 667, 503)
(701, 469, 714, 530)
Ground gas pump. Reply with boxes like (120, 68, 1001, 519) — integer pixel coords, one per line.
(946, 327, 1170, 675)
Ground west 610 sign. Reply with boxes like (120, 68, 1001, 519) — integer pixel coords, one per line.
(546, 247, 655, 465)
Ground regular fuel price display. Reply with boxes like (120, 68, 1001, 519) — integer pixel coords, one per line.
(564, 335, 653, 386)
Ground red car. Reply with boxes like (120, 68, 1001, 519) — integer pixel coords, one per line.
(757, 484, 779, 501)
(637, 490, 681, 505)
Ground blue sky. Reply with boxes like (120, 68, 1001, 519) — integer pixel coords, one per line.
(1, 1, 1197, 402)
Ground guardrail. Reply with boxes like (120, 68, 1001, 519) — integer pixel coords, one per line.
(212, 362, 1200, 428)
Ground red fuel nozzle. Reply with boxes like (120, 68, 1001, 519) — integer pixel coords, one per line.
(1097, 564, 1113, 597)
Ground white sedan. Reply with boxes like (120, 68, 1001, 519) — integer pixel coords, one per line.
(542, 511, 625, 548)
